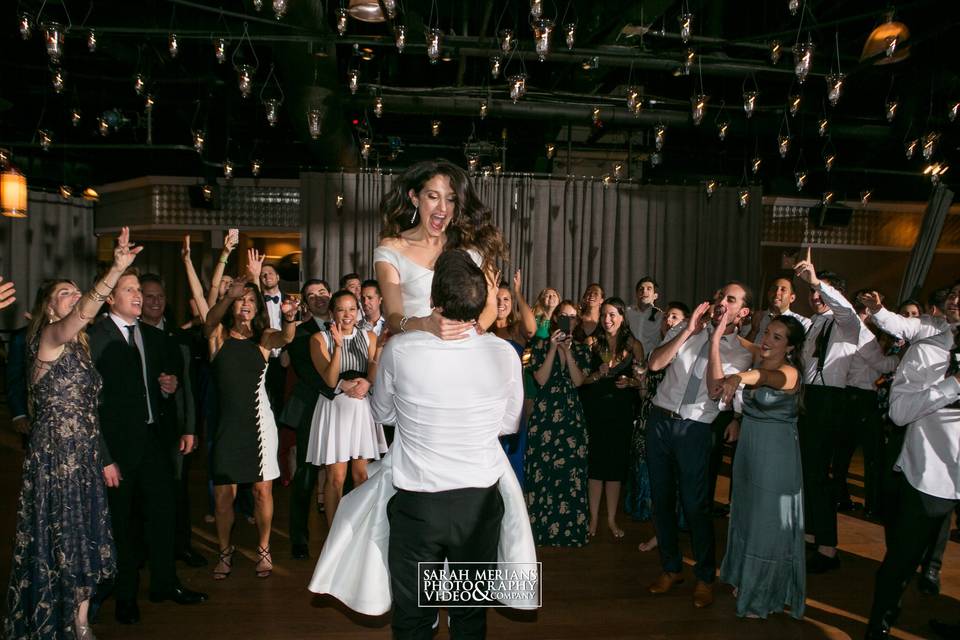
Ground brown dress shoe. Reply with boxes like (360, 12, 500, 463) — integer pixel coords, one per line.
(648, 572, 685, 594)
(693, 581, 714, 608)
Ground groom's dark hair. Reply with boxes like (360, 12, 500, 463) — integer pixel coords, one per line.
(431, 249, 487, 322)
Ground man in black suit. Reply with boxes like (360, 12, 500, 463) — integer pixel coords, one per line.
(89, 270, 206, 625)
(139, 273, 206, 568)
(280, 278, 332, 560)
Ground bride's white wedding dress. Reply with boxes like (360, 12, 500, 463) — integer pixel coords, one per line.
(307, 246, 538, 615)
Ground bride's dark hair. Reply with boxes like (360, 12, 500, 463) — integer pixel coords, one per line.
(379, 159, 507, 272)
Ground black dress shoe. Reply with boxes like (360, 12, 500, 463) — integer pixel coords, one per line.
(292, 543, 310, 560)
(919, 569, 941, 596)
(864, 625, 890, 640)
(115, 599, 140, 624)
(806, 552, 841, 574)
(149, 585, 209, 605)
(176, 548, 209, 568)
(930, 618, 960, 640)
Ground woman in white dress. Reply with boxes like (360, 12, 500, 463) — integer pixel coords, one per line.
(309, 160, 538, 615)
(307, 290, 386, 525)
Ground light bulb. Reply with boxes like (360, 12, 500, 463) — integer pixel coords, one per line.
(374, 96, 383, 118)
(592, 106, 601, 125)
(426, 28, 442, 64)
(905, 138, 917, 160)
(949, 102, 959, 123)
(704, 179, 718, 198)
(493, 162, 503, 176)
(509, 75, 527, 103)
(39, 129, 52, 151)
(45, 23, 64, 64)
(360, 138, 372, 159)
(348, 69, 359, 94)
(335, 193, 344, 208)
(824, 153, 835, 172)
(885, 100, 898, 122)
(237, 65, 255, 98)
(223, 159, 234, 180)
(479, 101, 488, 119)
(144, 94, 154, 112)
(499, 29, 514, 54)
(533, 18, 554, 62)
(70, 108, 81, 127)
(395, 25, 406, 52)
(826, 73, 844, 107)
(923, 132, 940, 161)
(60, 185, 73, 199)
(770, 40, 782, 64)
(738, 189, 750, 208)
(717, 120, 729, 141)
(98, 118, 110, 137)
(691, 95, 708, 126)
(337, 5, 349, 30)
(168, 33, 179, 58)
(751, 156, 762, 175)
(613, 163, 624, 180)
(795, 171, 807, 190)
(490, 55, 502, 79)
(251, 159, 262, 177)
(565, 23, 576, 50)
(743, 91, 758, 118)
(467, 155, 480, 172)
(793, 41, 814, 84)
(885, 35, 898, 58)
(778, 134, 790, 158)
(87, 29, 96, 53)
(19, 14, 31, 40)
(307, 109, 323, 139)
(51, 68, 65, 94)
(789, 0, 800, 16)
(924, 162, 949, 185)
(193, 129, 206, 153)
(431, 120, 441, 137)
(683, 48, 695, 75)
(134, 74, 145, 96)
(382, 0, 397, 18)
(253, 0, 263, 11)
(214, 38, 226, 64)
(818, 118, 829, 137)
(822, 191, 835, 205)
(530, 0, 543, 19)
(545, 143, 555, 159)
(654, 124, 666, 151)
(272, 0, 288, 20)
(678, 13, 693, 43)
(860, 189, 872, 205)
(789, 93, 801, 116)
(264, 98, 280, 127)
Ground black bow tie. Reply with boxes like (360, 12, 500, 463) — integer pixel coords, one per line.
(266, 295, 280, 304)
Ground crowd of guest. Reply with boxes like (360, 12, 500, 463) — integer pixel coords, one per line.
(3, 159, 960, 640)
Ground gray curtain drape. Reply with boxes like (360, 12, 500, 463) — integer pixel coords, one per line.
(898, 185, 954, 303)
(0, 191, 98, 331)
(301, 171, 762, 307)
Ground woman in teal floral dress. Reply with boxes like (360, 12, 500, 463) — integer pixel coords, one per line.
(524, 300, 592, 547)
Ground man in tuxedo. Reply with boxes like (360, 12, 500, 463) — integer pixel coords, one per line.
(625, 276, 663, 358)
(281, 278, 333, 560)
(139, 273, 205, 568)
(371, 249, 523, 639)
(89, 270, 207, 624)
(260, 263, 287, 416)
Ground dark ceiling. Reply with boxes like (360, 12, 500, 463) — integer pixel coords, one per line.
(2, 0, 959, 202)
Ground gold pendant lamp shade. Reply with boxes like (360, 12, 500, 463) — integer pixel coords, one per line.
(1, 153, 28, 218)
(860, 13, 910, 65)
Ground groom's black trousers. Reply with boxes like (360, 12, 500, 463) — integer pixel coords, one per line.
(388, 483, 503, 640)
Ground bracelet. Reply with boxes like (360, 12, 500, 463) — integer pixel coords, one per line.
(219, 256, 229, 265)
(282, 317, 295, 324)
(88, 289, 107, 303)
(399, 315, 409, 333)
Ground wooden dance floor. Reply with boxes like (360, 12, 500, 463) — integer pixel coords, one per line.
(1, 426, 957, 640)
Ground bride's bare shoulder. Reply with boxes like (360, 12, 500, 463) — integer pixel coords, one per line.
(378, 236, 406, 250)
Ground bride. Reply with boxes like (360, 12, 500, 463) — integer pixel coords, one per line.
(308, 159, 538, 614)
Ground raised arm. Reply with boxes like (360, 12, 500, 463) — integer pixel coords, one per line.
(181, 235, 210, 321)
(204, 277, 246, 339)
(43, 227, 141, 351)
(649, 301, 710, 372)
(246, 248, 265, 290)
(206, 229, 238, 309)
(512, 270, 538, 341)
(706, 314, 729, 400)
(889, 343, 960, 426)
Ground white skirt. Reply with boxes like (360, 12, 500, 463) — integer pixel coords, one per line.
(306, 394, 388, 466)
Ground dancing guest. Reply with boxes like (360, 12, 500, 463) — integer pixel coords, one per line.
(532, 287, 561, 339)
(359, 279, 386, 336)
(626, 301, 689, 550)
(204, 277, 296, 580)
(626, 277, 664, 358)
(580, 297, 645, 538)
(374, 159, 505, 338)
(743, 276, 811, 343)
(139, 273, 205, 568)
(792, 250, 862, 573)
(525, 299, 592, 546)
(898, 299, 922, 318)
(645, 283, 753, 608)
(282, 279, 333, 560)
(864, 324, 960, 639)
(89, 263, 207, 625)
(574, 283, 604, 345)
(306, 290, 386, 525)
(0, 261, 121, 640)
(370, 249, 525, 638)
(714, 315, 806, 619)
(492, 271, 538, 485)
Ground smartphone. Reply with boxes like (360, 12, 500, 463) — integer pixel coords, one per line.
(557, 315, 572, 335)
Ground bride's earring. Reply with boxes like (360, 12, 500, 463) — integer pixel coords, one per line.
(410, 205, 418, 224)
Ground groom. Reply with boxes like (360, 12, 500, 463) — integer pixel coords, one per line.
(371, 249, 524, 639)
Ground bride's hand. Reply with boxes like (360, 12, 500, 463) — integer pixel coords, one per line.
(426, 308, 473, 340)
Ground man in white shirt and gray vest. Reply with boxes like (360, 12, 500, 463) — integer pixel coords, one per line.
(625, 276, 664, 358)
(645, 282, 753, 608)
(371, 249, 524, 639)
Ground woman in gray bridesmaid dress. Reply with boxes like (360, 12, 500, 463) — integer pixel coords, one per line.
(713, 315, 807, 619)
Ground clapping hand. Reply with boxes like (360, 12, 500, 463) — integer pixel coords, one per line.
(793, 246, 819, 286)
(113, 227, 143, 271)
(329, 322, 344, 348)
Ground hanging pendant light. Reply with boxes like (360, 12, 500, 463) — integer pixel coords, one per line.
(822, 191, 835, 205)
(1, 158, 28, 218)
(904, 138, 917, 160)
(38, 129, 52, 151)
(682, 48, 695, 75)
(98, 117, 110, 137)
(479, 100, 488, 119)
(788, 0, 800, 16)
(236, 65, 256, 98)
(885, 99, 898, 122)
(348, 0, 397, 22)
(770, 40, 782, 64)
(923, 132, 940, 161)
(860, 189, 873, 206)
(818, 118, 829, 137)
(70, 108, 81, 127)
(307, 109, 323, 139)
(860, 12, 910, 65)
(251, 158, 262, 177)
(530, 0, 543, 19)
(336, 9, 348, 35)
(742, 91, 758, 118)
(193, 129, 206, 154)
(426, 28, 442, 64)
(214, 38, 227, 64)
(44, 23, 64, 63)
(533, 18, 554, 62)
(168, 33, 179, 57)
(924, 163, 949, 185)
(948, 101, 959, 122)
(468, 154, 480, 172)
(789, 93, 802, 116)
(431, 120, 441, 137)
(87, 29, 97, 53)
(360, 138, 372, 159)
(795, 171, 807, 190)
(591, 106, 602, 126)
(545, 143, 556, 159)
(134, 73, 146, 96)
(824, 152, 835, 172)
(691, 95, 708, 126)
(654, 124, 666, 151)
(493, 161, 503, 176)
(650, 152, 663, 167)
(264, 98, 281, 127)
(565, 23, 576, 50)
(509, 75, 527, 103)
(19, 14, 32, 40)
(223, 159, 234, 180)
(678, 13, 693, 43)
(51, 68, 65, 94)
(793, 40, 814, 83)
(394, 25, 406, 52)
(826, 73, 844, 106)
(272, 0, 288, 20)
(348, 68, 359, 93)
(499, 29, 514, 54)
(717, 120, 729, 141)
(778, 135, 790, 158)
(704, 179, 717, 198)
(751, 156, 762, 175)
(626, 87, 641, 113)
(490, 55, 502, 79)
(144, 94, 154, 112)
(254, 0, 263, 11)
(374, 96, 383, 118)
(738, 189, 751, 208)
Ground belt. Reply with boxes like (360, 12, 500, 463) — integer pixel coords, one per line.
(651, 405, 683, 420)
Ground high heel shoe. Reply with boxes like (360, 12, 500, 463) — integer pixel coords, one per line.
(255, 546, 273, 579)
(75, 622, 97, 640)
(213, 545, 234, 580)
